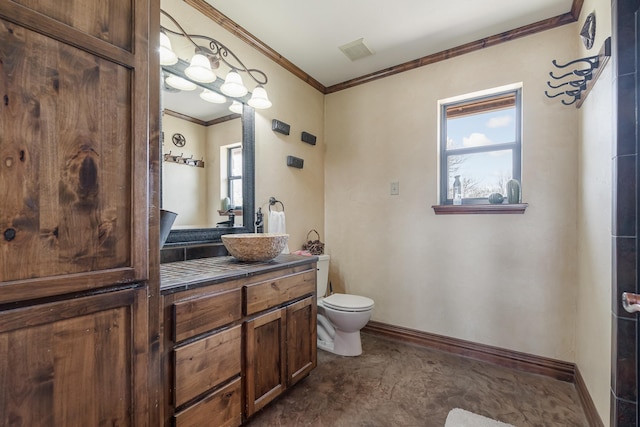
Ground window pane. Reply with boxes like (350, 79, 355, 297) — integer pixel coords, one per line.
(446, 108, 516, 150)
(230, 146, 242, 176)
(230, 178, 243, 207)
(447, 150, 513, 199)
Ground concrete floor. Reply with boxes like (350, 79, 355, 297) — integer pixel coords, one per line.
(245, 333, 588, 427)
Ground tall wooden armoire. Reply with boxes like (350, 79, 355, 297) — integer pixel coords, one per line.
(0, 0, 160, 425)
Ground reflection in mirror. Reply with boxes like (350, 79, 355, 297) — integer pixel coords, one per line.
(160, 65, 255, 245)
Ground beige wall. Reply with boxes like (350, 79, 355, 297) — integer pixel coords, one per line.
(575, 0, 612, 423)
(162, 114, 208, 226)
(325, 25, 580, 361)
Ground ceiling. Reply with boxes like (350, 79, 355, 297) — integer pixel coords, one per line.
(202, 0, 576, 88)
(162, 0, 578, 121)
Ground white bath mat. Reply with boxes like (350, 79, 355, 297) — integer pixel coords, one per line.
(445, 408, 515, 427)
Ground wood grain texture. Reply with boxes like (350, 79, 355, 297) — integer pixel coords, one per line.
(244, 270, 315, 315)
(173, 287, 242, 342)
(0, 288, 147, 427)
(173, 325, 241, 407)
(8, 0, 133, 50)
(174, 377, 242, 427)
(244, 308, 286, 417)
(286, 296, 317, 387)
(0, 15, 144, 292)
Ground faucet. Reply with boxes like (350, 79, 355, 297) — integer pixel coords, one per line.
(255, 207, 264, 233)
(216, 208, 235, 227)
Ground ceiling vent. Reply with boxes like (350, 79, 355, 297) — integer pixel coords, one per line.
(339, 38, 375, 61)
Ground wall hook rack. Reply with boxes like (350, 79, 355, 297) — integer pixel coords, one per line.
(544, 37, 610, 108)
(163, 151, 205, 168)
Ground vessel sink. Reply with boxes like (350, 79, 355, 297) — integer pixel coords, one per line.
(221, 233, 289, 262)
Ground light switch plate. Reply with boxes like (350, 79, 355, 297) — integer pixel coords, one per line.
(390, 182, 399, 195)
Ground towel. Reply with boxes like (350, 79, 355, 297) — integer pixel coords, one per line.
(268, 210, 289, 254)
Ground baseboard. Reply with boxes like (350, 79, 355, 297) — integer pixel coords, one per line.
(362, 321, 604, 427)
(363, 321, 574, 381)
(574, 366, 605, 427)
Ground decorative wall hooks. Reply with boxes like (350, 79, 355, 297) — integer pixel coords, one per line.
(544, 37, 610, 108)
(163, 151, 205, 168)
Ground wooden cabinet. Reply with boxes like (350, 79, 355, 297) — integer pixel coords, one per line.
(0, 0, 158, 424)
(0, 287, 149, 426)
(161, 259, 317, 425)
(244, 294, 316, 418)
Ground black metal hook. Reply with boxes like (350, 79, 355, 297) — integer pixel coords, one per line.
(551, 55, 599, 70)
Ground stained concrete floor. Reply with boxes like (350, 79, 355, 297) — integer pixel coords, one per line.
(245, 333, 589, 427)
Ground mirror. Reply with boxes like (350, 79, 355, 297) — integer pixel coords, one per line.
(160, 59, 255, 246)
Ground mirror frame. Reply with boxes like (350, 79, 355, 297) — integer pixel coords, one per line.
(161, 61, 256, 246)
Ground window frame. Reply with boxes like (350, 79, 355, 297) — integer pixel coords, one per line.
(227, 144, 242, 207)
(438, 87, 522, 206)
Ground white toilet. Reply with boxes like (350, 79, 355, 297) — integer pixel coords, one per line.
(316, 254, 374, 356)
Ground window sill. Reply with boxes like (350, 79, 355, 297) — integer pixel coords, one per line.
(432, 203, 528, 215)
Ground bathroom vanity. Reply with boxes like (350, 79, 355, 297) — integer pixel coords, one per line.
(160, 255, 317, 426)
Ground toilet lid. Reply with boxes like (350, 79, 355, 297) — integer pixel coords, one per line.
(322, 293, 374, 312)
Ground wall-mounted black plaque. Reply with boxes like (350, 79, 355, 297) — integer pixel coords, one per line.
(272, 119, 290, 135)
(287, 155, 304, 169)
(301, 131, 316, 145)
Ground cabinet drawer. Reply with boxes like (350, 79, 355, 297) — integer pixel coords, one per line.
(244, 270, 315, 315)
(174, 377, 242, 427)
(173, 288, 242, 342)
(174, 325, 241, 407)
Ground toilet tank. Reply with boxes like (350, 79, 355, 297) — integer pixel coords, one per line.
(316, 254, 330, 297)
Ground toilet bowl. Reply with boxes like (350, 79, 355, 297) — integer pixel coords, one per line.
(316, 254, 374, 356)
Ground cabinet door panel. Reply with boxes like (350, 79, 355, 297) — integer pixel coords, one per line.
(0, 288, 147, 427)
(244, 309, 286, 417)
(286, 296, 317, 386)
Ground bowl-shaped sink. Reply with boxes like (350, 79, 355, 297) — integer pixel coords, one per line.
(222, 233, 289, 262)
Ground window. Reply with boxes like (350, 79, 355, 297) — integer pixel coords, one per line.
(227, 145, 243, 208)
(439, 86, 522, 205)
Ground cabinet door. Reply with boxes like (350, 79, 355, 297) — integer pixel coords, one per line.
(244, 308, 286, 417)
(0, 0, 150, 302)
(286, 296, 317, 386)
(0, 287, 148, 426)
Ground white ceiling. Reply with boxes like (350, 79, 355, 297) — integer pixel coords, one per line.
(162, 0, 575, 121)
(203, 0, 575, 87)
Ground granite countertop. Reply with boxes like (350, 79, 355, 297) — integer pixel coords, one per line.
(160, 254, 318, 294)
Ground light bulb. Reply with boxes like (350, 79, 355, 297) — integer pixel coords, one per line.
(159, 32, 178, 65)
(200, 89, 226, 104)
(185, 54, 216, 83)
(248, 85, 272, 109)
(165, 74, 197, 91)
(220, 70, 248, 98)
(229, 101, 243, 114)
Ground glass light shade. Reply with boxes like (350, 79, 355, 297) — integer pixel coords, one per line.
(165, 74, 197, 91)
(159, 32, 178, 65)
(200, 89, 226, 104)
(185, 54, 216, 83)
(220, 70, 248, 97)
(247, 85, 272, 109)
(229, 101, 243, 114)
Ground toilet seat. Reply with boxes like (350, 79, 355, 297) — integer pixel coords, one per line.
(321, 293, 374, 312)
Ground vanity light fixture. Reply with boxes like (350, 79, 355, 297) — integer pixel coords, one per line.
(160, 9, 272, 109)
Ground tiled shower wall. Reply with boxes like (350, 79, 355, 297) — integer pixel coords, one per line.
(611, 0, 639, 425)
